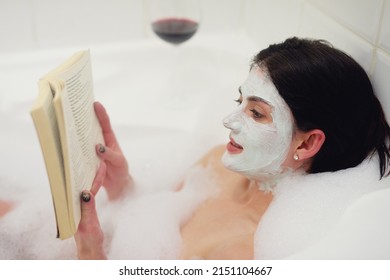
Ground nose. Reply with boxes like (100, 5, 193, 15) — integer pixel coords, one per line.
(223, 112, 242, 133)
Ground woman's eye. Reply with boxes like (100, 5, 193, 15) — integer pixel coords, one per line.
(234, 98, 242, 105)
(250, 109, 264, 119)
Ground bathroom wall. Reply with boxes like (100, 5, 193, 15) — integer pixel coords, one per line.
(245, 0, 390, 119)
(0, 0, 245, 52)
(0, 0, 389, 117)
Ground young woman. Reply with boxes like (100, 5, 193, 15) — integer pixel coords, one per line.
(2, 37, 388, 259)
(74, 37, 390, 260)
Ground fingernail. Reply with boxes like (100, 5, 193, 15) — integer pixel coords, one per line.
(81, 191, 91, 202)
(98, 144, 106, 153)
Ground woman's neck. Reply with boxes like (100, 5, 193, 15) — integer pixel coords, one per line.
(232, 180, 273, 208)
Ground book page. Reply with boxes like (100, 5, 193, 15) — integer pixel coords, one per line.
(31, 81, 72, 238)
(52, 51, 104, 228)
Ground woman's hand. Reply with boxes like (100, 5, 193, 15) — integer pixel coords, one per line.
(75, 162, 107, 260)
(94, 102, 133, 201)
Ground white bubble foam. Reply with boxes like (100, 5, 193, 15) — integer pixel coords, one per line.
(1, 106, 389, 260)
(101, 164, 217, 259)
(0, 109, 214, 259)
(254, 155, 390, 259)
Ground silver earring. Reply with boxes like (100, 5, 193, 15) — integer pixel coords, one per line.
(293, 154, 299, 161)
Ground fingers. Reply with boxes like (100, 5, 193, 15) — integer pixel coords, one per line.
(94, 102, 118, 147)
(96, 143, 125, 167)
(94, 101, 112, 133)
(90, 161, 106, 196)
(77, 190, 106, 259)
(79, 190, 99, 228)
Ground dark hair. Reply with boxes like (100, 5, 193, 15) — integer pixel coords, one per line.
(253, 37, 390, 178)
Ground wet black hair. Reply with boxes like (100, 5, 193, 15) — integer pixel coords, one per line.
(253, 37, 390, 178)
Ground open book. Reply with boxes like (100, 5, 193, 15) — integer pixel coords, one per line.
(30, 50, 104, 240)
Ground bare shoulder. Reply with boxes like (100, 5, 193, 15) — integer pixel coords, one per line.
(175, 145, 228, 191)
(176, 145, 244, 191)
(196, 145, 245, 183)
(196, 144, 227, 168)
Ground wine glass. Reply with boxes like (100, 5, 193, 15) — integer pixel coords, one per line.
(148, 0, 201, 45)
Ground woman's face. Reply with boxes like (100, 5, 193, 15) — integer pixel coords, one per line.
(222, 66, 295, 182)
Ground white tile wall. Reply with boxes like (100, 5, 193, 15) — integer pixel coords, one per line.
(372, 50, 390, 120)
(379, 0, 390, 52)
(244, 0, 304, 49)
(299, 3, 375, 72)
(243, 0, 390, 118)
(0, 0, 36, 52)
(0, 0, 389, 116)
(199, 0, 243, 35)
(307, 0, 385, 44)
(32, 0, 145, 49)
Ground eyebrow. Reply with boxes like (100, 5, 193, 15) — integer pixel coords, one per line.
(238, 86, 271, 105)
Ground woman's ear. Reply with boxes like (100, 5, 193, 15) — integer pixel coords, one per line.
(295, 129, 326, 160)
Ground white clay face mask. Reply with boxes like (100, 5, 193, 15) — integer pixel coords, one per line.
(222, 66, 294, 186)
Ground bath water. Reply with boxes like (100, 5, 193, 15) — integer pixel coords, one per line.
(0, 107, 209, 259)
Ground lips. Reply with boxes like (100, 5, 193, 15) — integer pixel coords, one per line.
(227, 137, 243, 154)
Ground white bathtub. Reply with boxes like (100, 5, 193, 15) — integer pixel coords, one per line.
(0, 37, 389, 259)
(1, 36, 258, 189)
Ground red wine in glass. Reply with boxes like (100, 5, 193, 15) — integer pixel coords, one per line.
(152, 18, 199, 45)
